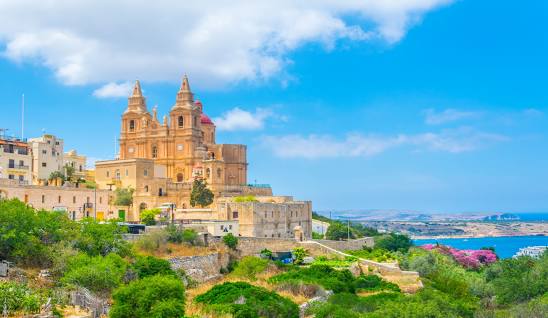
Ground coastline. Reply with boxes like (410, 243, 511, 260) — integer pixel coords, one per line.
(412, 233, 547, 240)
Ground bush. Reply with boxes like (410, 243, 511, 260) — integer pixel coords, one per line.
(140, 208, 161, 226)
(292, 247, 307, 265)
(223, 233, 238, 250)
(354, 275, 400, 292)
(346, 248, 398, 263)
(110, 274, 185, 318)
(61, 253, 128, 295)
(375, 233, 412, 252)
(0, 281, 44, 315)
(325, 222, 354, 241)
(232, 256, 269, 281)
(269, 265, 357, 294)
(234, 195, 258, 202)
(132, 255, 176, 279)
(312, 232, 324, 239)
(195, 282, 299, 318)
(134, 230, 168, 253)
(74, 218, 130, 257)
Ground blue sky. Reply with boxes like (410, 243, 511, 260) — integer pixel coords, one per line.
(0, 1, 547, 212)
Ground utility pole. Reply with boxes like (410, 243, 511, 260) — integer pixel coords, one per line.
(347, 219, 350, 240)
(21, 94, 24, 140)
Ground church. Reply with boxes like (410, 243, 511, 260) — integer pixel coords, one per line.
(94, 76, 312, 239)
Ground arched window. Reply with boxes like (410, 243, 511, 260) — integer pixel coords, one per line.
(217, 168, 222, 178)
(144, 185, 149, 192)
(139, 202, 147, 212)
(152, 146, 158, 158)
(177, 173, 183, 182)
(129, 120, 135, 131)
(206, 168, 211, 178)
(178, 116, 184, 128)
(193, 116, 197, 127)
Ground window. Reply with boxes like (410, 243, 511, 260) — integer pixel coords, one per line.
(193, 116, 197, 127)
(79, 165, 82, 172)
(115, 169, 120, 180)
(144, 185, 149, 192)
(158, 188, 163, 196)
(99, 197, 102, 204)
(55, 141, 60, 145)
(106, 171, 110, 177)
(41, 195, 45, 203)
(264, 212, 267, 218)
(24, 194, 28, 203)
(232, 211, 239, 219)
(229, 225, 233, 230)
(178, 116, 184, 128)
(42, 150, 47, 154)
(19, 160, 24, 167)
(176, 173, 183, 182)
(129, 120, 135, 131)
(18, 175, 24, 181)
(217, 168, 222, 178)
(73, 196, 76, 203)
(8, 159, 14, 168)
(8, 174, 14, 180)
(58, 196, 61, 203)
(177, 144, 183, 151)
(125, 169, 129, 176)
(152, 146, 158, 158)
(42, 162, 47, 167)
(206, 168, 210, 178)
(144, 169, 148, 177)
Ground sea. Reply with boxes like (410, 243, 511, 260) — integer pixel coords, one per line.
(413, 212, 547, 259)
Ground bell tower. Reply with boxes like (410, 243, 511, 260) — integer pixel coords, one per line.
(120, 80, 151, 159)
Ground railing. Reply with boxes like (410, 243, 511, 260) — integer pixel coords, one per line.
(247, 184, 271, 188)
(8, 164, 29, 170)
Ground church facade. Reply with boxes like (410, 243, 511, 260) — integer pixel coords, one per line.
(94, 76, 312, 239)
(119, 77, 247, 188)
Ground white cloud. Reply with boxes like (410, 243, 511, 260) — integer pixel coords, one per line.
(0, 1, 453, 88)
(92, 81, 133, 98)
(261, 127, 507, 159)
(424, 108, 481, 125)
(214, 108, 274, 131)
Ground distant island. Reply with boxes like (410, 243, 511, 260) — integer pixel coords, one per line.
(483, 213, 520, 221)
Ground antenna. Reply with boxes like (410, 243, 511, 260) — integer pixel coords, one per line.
(21, 94, 24, 140)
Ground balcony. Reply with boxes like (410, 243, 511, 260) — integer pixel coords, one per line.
(8, 164, 29, 170)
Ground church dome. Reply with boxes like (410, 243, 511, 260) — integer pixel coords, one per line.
(201, 113, 214, 125)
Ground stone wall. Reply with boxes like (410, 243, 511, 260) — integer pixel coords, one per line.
(313, 237, 374, 250)
(168, 252, 230, 282)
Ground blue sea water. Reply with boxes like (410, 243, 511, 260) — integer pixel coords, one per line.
(414, 235, 548, 259)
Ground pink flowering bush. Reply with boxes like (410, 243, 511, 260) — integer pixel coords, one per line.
(420, 244, 497, 269)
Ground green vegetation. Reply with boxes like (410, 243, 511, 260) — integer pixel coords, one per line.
(312, 231, 324, 239)
(234, 195, 258, 202)
(140, 208, 161, 225)
(61, 252, 128, 295)
(195, 282, 299, 318)
(132, 255, 176, 279)
(190, 178, 214, 207)
(232, 256, 269, 280)
(110, 274, 186, 318)
(0, 281, 44, 315)
(165, 224, 198, 245)
(313, 212, 379, 240)
(374, 233, 412, 252)
(311, 255, 358, 268)
(292, 247, 307, 265)
(346, 248, 399, 263)
(113, 187, 134, 206)
(223, 232, 238, 249)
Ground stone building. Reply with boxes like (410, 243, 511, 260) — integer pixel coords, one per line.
(28, 134, 64, 185)
(94, 76, 312, 238)
(63, 150, 87, 180)
(0, 179, 110, 221)
(0, 136, 32, 184)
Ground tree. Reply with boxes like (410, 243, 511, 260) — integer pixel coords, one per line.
(48, 170, 65, 183)
(140, 208, 161, 225)
(375, 233, 412, 252)
(223, 233, 238, 250)
(110, 275, 185, 318)
(325, 222, 354, 241)
(292, 247, 308, 265)
(114, 187, 134, 207)
(63, 164, 75, 182)
(190, 178, 214, 207)
(74, 218, 130, 257)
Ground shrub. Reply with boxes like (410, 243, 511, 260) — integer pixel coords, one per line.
(140, 208, 161, 226)
(74, 218, 130, 257)
(375, 234, 412, 252)
(132, 255, 176, 279)
(312, 232, 324, 239)
(61, 253, 128, 295)
(223, 233, 238, 250)
(110, 274, 185, 318)
(354, 275, 400, 292)
(260, 248, 273, 259)
(195, 282, 299, 318)
(0, 281, 44, 315)
(269, 265, 357, 294)
(134, 230, 168, 253)
(234, 195, 258, 202)
(292, 247, 307, 265)
(232, 256, 269, 281)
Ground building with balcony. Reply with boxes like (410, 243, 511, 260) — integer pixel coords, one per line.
(28, 134, 64, 185)
(63, 149, 87, 180)
(0, 136, 31, 184)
